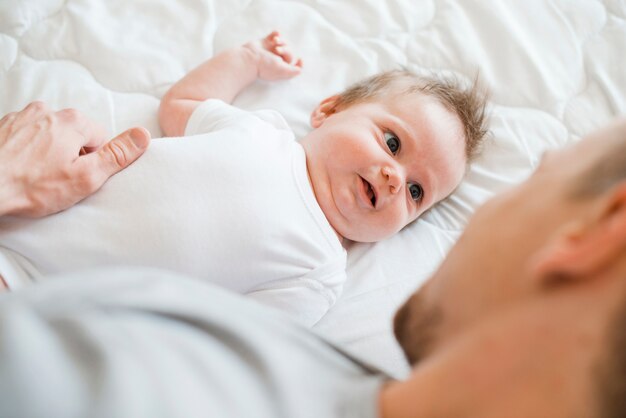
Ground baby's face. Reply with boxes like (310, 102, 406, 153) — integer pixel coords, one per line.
(300, 93, 466, 242)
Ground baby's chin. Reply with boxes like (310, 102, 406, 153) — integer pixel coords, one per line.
(325, 203, 406, 244)
(336, 225, 401, 244)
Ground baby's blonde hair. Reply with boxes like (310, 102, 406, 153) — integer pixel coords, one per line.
(332, 70, 489, 161)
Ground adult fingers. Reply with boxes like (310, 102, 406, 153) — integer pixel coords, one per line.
(73, 126, 151, 194)
(55, 108, 108, 151)
(0, 112, 17, 145)
(19, 101, 49, 120)
(80, 120, 109, 153)
(0, 101, 48, 140)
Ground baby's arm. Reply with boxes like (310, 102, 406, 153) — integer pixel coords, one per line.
(159, 31, 303, 137)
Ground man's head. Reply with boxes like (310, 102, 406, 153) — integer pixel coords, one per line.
(300, 70, 488, 242)
(392, 119, 626, 417)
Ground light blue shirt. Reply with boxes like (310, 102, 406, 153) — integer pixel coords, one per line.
(0, 268, 386, 418)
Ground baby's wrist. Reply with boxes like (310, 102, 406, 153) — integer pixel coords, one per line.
(240, 42, 262, 78)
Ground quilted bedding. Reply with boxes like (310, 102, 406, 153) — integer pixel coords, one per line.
(1, 0, 624, 378)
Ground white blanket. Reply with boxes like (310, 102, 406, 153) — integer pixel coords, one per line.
(1, 0, 625, 378)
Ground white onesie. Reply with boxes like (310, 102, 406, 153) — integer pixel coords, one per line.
(0, 100, 347, 326)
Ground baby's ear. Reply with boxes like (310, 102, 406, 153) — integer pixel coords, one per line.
(310, 95, 340, 128)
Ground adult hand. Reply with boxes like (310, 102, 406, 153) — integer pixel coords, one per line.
(0, 101, 151, 217)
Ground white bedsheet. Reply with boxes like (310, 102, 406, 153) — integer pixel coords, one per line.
(1, 0, 624, 378)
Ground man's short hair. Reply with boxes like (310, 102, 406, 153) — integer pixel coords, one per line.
(333, 70, 489, 161)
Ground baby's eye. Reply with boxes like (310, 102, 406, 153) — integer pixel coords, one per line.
(408, 183, 423, 202)
(384, 131, 400, 155)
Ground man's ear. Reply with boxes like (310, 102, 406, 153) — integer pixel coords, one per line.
(310, 95, 340, 128)
(530, 183, 626, 283)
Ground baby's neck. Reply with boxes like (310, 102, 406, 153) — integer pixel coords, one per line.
(303, 161, 344, 246)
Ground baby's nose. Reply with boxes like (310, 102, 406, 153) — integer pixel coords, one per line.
(382, 166, 402, 195)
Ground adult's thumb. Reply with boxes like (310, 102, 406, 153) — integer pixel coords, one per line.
(96, 126, 151, 175)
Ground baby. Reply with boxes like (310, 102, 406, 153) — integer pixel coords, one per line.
(0, 32, 487, 325)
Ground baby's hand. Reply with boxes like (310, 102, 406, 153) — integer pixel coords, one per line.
(244, 31, 303, 81)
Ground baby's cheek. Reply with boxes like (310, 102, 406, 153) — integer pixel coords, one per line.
(381, 209, 408, 235)
(395, 205, 420, 232)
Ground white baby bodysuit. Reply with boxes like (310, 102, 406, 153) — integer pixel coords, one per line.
(0, 100, 346, 326)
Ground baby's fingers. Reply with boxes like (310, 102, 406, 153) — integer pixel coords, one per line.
(263, 31, 297, 64)
(274, 59, 303, 79)
(274, 45, 294, 64)
(262, 31, 281, 51)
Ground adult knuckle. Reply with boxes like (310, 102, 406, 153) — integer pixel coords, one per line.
(34, 112, 55, 133)
(2, 113, 21, 135)
(57, 108, 81, 123)
(106, 141, 129, 168)
(34, 113, 55, 133)
(27, 101, 47, 113)
(0, 111, 17, 127)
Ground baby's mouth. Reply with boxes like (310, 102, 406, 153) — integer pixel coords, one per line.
(363, 177, 376, 207)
